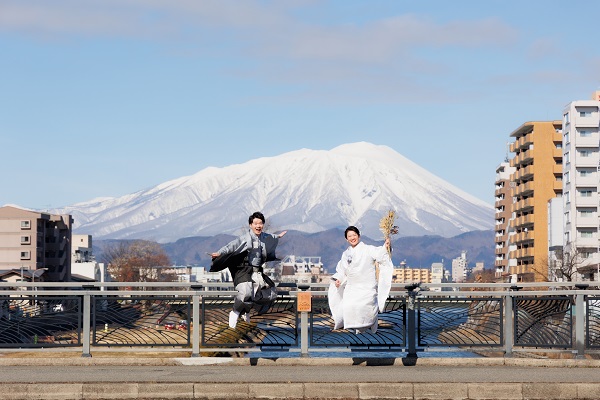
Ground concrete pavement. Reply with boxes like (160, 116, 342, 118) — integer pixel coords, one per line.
(0, 355, 599, 399)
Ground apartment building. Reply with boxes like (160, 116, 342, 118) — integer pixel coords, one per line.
(509, 121, 563, 281)
(430, 262, 445, 292)
(561, 92, 600, 281)
(0, 205, 73, 282)
(392, 267, 431, 283)
(451, 251, 468, 282)
(494, 161, 516, 278)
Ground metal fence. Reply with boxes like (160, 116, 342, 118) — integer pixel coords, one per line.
(0, 281, 599, 358)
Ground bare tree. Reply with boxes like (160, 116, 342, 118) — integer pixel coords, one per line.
(101, 240, 174, 283)
(546, 245, 591, 282)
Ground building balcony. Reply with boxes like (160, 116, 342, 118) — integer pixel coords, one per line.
(514, 181, 534, 197)
(515, 165, 534, 182)
(553, 131, 563, 142)
(516, 149, 534, 165)
(514, 214, 534, 228)
(553, 148, 562, 158)
(575, 237, 598, 247)
(553, 164, 562, 175)
(515, 231, 535, 243)
(575, 217, 598, 228)
(495, 233, 508, 243)
(575, 176, 598, 186)
(574, 155, 600, 167)
(554, 180, 563, 192)
(509, 247, 534, 260)
(576, 196, 598, 207)
(515, 197, 534, 211)
(574, 136, 598, 147)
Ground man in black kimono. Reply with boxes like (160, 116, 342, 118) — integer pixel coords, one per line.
(211, 211, 287, 328)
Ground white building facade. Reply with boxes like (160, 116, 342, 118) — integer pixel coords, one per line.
(562, 92, 600, 281)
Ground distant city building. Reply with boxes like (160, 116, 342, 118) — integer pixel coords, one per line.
(508, 120, 563, 281)
(278, 256, 328, 285)
(472, 262, 484, 275)
(0, 205, 73, 282)
(70, 234, 110, 286)
(392, 267, 431, 283)
(560, 91, 600, 281)
(430, 262, 445, 291)
(451, 251, 468, 283)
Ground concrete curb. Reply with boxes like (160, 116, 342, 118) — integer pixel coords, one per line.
(0, 382, 599, 399)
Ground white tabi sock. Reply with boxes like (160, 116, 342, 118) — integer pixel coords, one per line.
(229, 311, 239, 329)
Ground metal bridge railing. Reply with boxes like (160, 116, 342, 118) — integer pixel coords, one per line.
(0, 281, 599, 358)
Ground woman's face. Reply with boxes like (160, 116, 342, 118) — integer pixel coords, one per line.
(346, 231, 360, 247)
(250, 218, 264, 235)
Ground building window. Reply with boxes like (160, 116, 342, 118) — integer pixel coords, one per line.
(578, 189, 594, 197)
(580, 111, 592, 117)
(20, 236, 30, 244)
(564, 112, 570, 125)
(20, 251, 30, 260)
(20, 220, 31, 230)
(578, 150, 592, 157)
(564, 171, 570, 183)
(579, 130, 592, 137)
(579, 230, 594, 238)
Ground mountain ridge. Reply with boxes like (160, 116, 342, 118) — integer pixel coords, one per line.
(93, 229, 495, 274)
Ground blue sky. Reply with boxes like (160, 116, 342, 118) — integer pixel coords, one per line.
(1, 0, 599, 210)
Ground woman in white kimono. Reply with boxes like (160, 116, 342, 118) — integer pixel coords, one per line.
(328, 226, 393, 334)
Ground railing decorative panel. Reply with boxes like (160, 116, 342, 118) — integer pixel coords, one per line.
(418, 297, 503, 347)
(92, 296, 191, 346)
(514, 296, 572, 348)
(0, 295, 81, 347)
(201, 296, 297, 347)
(309, 296, 406, 348)
(587, 296, 600, 349)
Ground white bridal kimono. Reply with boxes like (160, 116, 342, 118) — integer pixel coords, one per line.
(328, 241, 393, 334)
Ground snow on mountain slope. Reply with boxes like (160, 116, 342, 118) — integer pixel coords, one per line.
(53, 142, 493, 242)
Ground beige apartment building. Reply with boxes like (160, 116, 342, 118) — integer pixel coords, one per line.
(393, 267, 431, 283)
(0, 205, 73, 282)
(509, 121, 563, 281)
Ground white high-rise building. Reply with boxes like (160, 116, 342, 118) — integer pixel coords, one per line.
(430, 261, 445, 292)
(562, 91, 600, 281)
(451, 251, 468, 283)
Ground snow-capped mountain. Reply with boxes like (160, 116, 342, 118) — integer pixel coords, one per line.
(52, 142, 494, 243)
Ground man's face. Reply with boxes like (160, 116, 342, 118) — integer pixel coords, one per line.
(250, 218, 264, 235)
(346, 231, 360, 247)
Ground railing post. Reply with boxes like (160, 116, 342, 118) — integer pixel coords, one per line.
(574, 283, 588, 359)
(82, 290, 92, 358)
(191, 286, 202, 357)
(297, 284, 311, 357)
(503, 288, 515, 358)
(403, 283, 420, 365)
